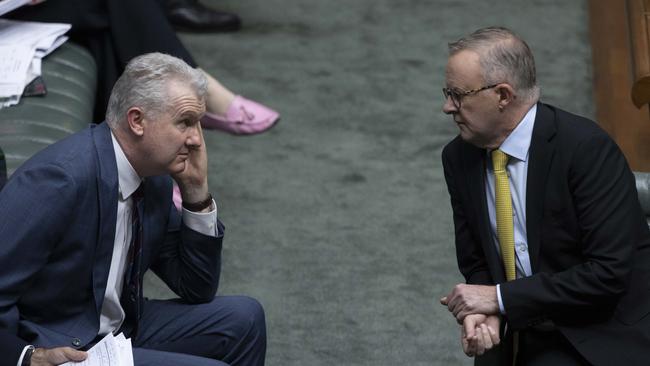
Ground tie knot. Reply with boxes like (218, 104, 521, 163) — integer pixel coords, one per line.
(491, 149, 509, 172)
(132, 184, 144, 202)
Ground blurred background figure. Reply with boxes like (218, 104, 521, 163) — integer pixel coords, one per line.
(7, 0, 278, 135)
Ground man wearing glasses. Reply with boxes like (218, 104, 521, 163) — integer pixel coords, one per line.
(439, 27, 650, 365)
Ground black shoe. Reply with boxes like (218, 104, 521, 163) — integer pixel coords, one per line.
(165, 0, 241, 33)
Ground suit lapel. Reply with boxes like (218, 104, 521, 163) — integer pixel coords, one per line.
(526, 103, 557, 272)
(90, 123, 119, 315)
(463, 143, 506, 283)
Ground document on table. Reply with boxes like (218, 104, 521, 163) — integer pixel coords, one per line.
(62, 333, 134, 366)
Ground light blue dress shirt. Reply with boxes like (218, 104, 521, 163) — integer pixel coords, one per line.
(485, 104, 537, 313)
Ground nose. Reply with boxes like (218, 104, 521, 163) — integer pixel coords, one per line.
(185, 124, 202, 146)
(442, 96, 457, 115)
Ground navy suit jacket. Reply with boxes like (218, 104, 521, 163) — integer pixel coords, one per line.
(442, 103, 650, 365)
(0, 123, 224, 365)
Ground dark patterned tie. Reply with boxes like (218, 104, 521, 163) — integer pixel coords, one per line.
(121, 184, 144, 337)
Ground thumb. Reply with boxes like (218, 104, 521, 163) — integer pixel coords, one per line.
(62, 348, 87, 362)
(440, 296, 448, 305)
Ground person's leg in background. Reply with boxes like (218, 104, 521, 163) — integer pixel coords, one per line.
(8, 0, 279, 134)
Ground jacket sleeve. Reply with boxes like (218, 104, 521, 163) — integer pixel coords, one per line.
(500, 132, 649, 329)
(150, 204, 225, 303)
(442, 144, 493, 285)
(0, 163, 77, 363)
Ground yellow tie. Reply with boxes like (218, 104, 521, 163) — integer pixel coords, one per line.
(492, 149, 516, 281)
(492, 149, 519, 365)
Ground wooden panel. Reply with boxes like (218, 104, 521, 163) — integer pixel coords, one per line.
(629, 0, 650, 107)
(589, 0, 650, 171)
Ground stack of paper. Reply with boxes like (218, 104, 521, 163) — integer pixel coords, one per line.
(62, 333, 134, 366)
(0, 19, 70, 108)
(0, 0, 32, 17)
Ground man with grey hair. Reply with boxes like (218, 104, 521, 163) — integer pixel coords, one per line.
(0, 52, 266, 366)
(439, 27, 650, 365)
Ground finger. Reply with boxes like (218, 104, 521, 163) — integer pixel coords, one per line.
(458, 306, 476, 322)
(474, 326, 486, 355)
(487, 324, 500, 346)
(481, 324, 493, 351)
(456, 306, 469, 322)
(463, 335, 475, 357)
(440, 296, 448, 305)
(62, 347, 87, 362)
(466, 333, 478, 357)
(461, 337, 472, 356)
(446, 291, 458, 310)
(449, 295, 464, 315)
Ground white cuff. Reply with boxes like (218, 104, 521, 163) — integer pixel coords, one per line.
(496, 284, 506, 314)
(17, 345, 33, 366)
(182, 199, 218, 236)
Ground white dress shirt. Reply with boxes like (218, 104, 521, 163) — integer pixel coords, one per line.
(484, 105, 537, 313)
(99, 132, 219, 334)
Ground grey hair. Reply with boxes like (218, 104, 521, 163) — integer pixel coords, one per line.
(448, 26, 540, 102)
(105, 52, 208, 128)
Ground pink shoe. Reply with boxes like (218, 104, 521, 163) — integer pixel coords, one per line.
(201, 95, 280, 135)
(172, 183, 182, 212)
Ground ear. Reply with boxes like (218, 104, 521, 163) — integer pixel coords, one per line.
(495, 83, 515, 110)
(126, 107, 145, 136)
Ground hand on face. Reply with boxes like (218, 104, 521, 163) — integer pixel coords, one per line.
(171, 122, 210, 204)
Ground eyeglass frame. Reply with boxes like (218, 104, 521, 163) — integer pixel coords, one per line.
(442, 84, 500, 109)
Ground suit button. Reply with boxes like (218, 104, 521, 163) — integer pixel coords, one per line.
(72, 338, 81, 347)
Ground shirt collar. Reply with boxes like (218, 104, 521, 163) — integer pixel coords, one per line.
(497, 104, 537, 162)
(111, 132, 142, 201)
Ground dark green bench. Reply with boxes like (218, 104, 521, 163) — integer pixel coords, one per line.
(0, 42, 96, 176)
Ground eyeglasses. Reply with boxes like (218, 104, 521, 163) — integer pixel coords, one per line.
(442, 84, 499, 109)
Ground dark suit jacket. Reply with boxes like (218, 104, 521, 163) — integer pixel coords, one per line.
(442, 103, 650, 365)
(0, 122, 224, 366)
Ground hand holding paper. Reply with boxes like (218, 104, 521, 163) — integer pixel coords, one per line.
(61, 333, 133, 366)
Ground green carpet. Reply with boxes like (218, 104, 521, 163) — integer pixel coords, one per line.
(144, 0, 594, 364)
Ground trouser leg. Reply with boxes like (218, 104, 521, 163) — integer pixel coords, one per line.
(133, 296, 266, 366)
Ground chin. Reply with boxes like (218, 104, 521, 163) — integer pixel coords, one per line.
(168, 161, 186, 175)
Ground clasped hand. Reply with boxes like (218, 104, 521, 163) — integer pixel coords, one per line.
(440, 284, 501, 357)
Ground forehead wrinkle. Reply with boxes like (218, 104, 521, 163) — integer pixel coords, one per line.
(168, 94, 205, 119)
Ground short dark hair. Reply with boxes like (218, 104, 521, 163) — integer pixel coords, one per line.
(448, 26, 539, 101)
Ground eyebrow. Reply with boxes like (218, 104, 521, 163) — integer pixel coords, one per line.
(174, 109, 202, 119)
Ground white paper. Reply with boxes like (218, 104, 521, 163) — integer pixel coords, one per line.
(0, 0, 30, 17)
(0, 19, 70, 106)
(0, 44, 36, 106)
(61, 333, 134, 366)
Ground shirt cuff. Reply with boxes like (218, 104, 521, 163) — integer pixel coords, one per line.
(496, 284, 506, 314)
(182, 199, 218, 237)
(17, 345, 33, 366)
